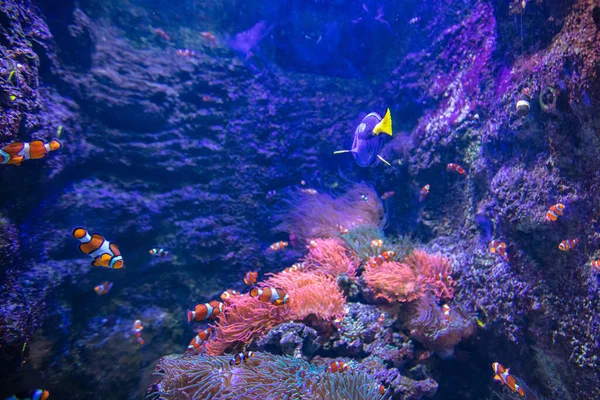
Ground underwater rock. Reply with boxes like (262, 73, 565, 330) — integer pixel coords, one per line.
(256, 322, 321, 357)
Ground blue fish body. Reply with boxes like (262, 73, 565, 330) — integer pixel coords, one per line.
(351, 112, 385, 167)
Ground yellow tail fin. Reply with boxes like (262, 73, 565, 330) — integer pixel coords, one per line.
(372, 108, 393, 136)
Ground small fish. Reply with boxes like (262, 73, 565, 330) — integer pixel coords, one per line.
(492, 362, 526, 397)
(326, 361, 350, 373)
(73, 227, 124, 269)
(419, 184, 430, 202)
(489, 240, 508, 261)
(6, 390, 50, 400)
(176, 49, 196, 57)
(149, 248, 171, 257)
(202, 95, 213, 102)
(133, 320, 144, 345)
(229, 351, 255, 366)
(283, 262, 305, 274)
(336, 224, 349, 235)
(220, 289, 239, 302)
(558, 238, 579, 251)
(409, 16, 421, 24)
(269, 241, 288, 251)
(447, 163, 466, 175)
(307, 240, 318, 249)
(378, 384, 386, 395)
(380, 191, 395, 200)
(187, 300, 224, 323)
(200, 31, 217, 45)
(442, 304, 451, 321)
(545, 203, 565, 222)
(419, 350, 433, 361)
(56, 125, 63, 138)
(0, 138, 62, 166)
(333, 108, 393, 167)
(153, 27, 171, 41)
(371, 239, 383, 248)
(377, 313, 385, 326)
(249, 287, 290, 306)
(361, 194, 369, 203)
(187, 327, 212, 352)
(301, 188, 317, 195)
(591, 260, 600, 273)
(94, 281, 113, 296)
(333, 317, 343, 329)
(300, 180, 306, 186)
(368, 251, 395, 268)
(244, 271, 258, 285)
(223, 251, 235, 261)
(266, 190, 277, 200)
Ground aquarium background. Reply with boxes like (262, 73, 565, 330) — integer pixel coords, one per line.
(0, 0, 599, 399)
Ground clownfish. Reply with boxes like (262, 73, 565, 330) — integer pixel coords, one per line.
(6, 389, 50, 400)
(133, 320, 144, 345)
(149, 248, 171, 257)
(368, 251, 395, 268)
(283, 262, 305, 274)
(244, 271, 258, 285)
(489, 240, 508, 261)
(447, 163, 466, 175)
(0, 138, 61, 166)
(200, 31, 217, 45)
(176, 49, 196, 57)
(153, 27, 171, 41)
(220, 289, 239, 302)
(545, 203, 565, 222)
(326, 361, 350, 373)
(419, 350, 433, 361)
(249, 287, 289, 306)
(307, 240, 318, 249)
(371, 239, 383, 248)
(378, 384, 386, 395)
(301, 188, 317, 195)
(187, 300, 224, 323)
(591, 260, 600, 273)
(442, 304, 451, 321)
(380, 191, 395, 200)
(558, 238, 579, 251)
(187, 327, 212, 352)
(492, 362, 526, 397)
(419, 184, 430, 202)
(229, 351, 254, 366)
(94, 281, 113, 296)
(269, 241, 288, 251)
(377, 313, 385, 326)
(72, 227, 124, 269)
(336, 224, 349, 235)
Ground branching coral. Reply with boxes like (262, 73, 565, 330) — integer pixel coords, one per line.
(405, 250, 455, 301)
(274, 184, 385, 244)
(362, 261, 424, 303)
(303, 237, 357, 278)
(148, 352, 384, 400)
(408, 295, 474, 359)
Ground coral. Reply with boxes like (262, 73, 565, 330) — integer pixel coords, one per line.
(405, 250, 456, 301)
(274, 184, 386, 244)
(408, 295, 475, 359)
(362, 261, 424, 303)
(256, 322, 320, 358)
(303, 237, 357, 278)
(148, 352, 384, 400)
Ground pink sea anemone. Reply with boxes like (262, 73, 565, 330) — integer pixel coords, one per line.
(405, 250, 455, 301)
(303, 237, 357, 278)
(362, 260, 424, 303)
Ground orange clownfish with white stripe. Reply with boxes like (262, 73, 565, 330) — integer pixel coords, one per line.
(133, 319, 144, 345)
(492, 362, 526, 397)
(94, 281, 113, 296)
(283, 262, 305, 274)
(590, 260, 600, 273)
(187, 327, 212, 353)
(558, 238, 579, 252)
(249, 287, 290, 306)
(244, 271, 258, 285)
(336, 224, 349, 235)
(489, 240, 508, 261)
(371, 239, 383, 248)
(326, 361, 350, 373)
(220, 289, 239, 303)
(380, 191, 395, 200)
(269, 241, 288, 251)
(187, 300, 224, 323)
(442, 304, 451, 321)
(447, 163, 466, 175)
(419, 184, 430, 202)
(545, 203, 565, 222)
(72, 227, 124, 269)
(230, 351, 255, 365)
(368, 251, 395, 268)
(0, 138, 61, 166)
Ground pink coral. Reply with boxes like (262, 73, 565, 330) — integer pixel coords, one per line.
(406, 250, 455, 301)
(362, 261, 424, 303)
(303, 237, 357, 278)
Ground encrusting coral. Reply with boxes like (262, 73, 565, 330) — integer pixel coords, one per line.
(148, 352, 385, 400)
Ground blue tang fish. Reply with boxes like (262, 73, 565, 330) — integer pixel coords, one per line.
(334, 108, 393, 167)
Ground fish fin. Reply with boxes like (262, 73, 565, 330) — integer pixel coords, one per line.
(377, 155, 391, 166)
(372, 108, 393, 136)
(333, 150, 355, 154)
(493, 374, 502, 382)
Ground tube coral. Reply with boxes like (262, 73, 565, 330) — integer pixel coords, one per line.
(408, 295, 474, 359)
(405, 250, 455, 301)
(303, 237, 357, 278)
(362, 260, 424, 303)
(148, 352, 384, 400)
(274, 184, 385, 244)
